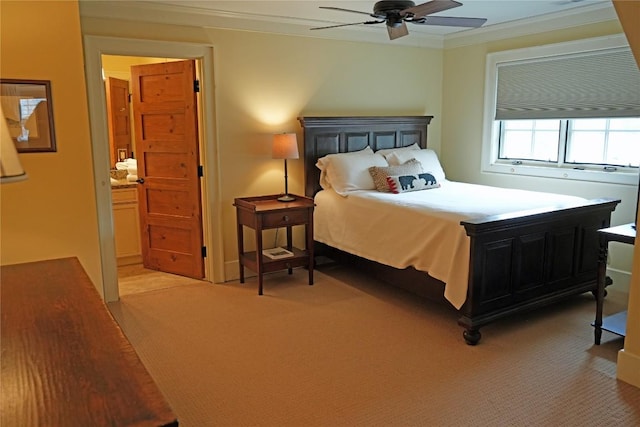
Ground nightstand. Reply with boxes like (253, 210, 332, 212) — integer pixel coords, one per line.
(234, 194, 315, 295)
(594, 223, 635, 344)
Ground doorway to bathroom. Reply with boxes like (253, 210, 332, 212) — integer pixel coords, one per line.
(84, 36, 223, 302)
(103, 55, 205, 294)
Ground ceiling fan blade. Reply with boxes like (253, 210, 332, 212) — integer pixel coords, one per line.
(319, 6, 374, 17)
(387, 21, 409, 40)
(311, 21, 384, 31)
(402, 0, 462, 19)
(414, 16, 487, 28)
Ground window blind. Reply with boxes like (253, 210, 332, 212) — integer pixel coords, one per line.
(495, 47, 640, 120)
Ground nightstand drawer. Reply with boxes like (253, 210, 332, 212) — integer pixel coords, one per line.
(261, 209, 308, 228)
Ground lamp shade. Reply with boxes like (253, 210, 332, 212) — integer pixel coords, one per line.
(0, 104, 27, 184)
(272, 133, 299, 160)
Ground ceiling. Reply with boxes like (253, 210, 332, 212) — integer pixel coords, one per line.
(79, 0, 618, 48)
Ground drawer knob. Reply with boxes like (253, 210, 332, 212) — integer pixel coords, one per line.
(283, 215, 289, 222)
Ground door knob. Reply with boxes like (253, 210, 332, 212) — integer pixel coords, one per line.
(136, 178, 145, 184)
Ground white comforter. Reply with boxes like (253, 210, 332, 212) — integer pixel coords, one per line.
(314, 181, 588, 309)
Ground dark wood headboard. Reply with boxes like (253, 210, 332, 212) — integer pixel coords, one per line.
(297, 116, 433, 197)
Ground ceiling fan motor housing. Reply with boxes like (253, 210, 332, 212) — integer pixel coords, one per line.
(373, 1, 416, 18)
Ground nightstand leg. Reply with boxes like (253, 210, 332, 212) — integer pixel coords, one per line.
(286, 225, 293, 275)
(594, 240, 608, 345)
(237, 216, 245, 284)
(307, 220, 314, 286)
(256, 227, 263, 295)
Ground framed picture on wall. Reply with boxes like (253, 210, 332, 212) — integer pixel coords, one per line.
(0, 79, 57, 153)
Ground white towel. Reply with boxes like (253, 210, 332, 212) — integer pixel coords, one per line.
(127, 174, 138, 182)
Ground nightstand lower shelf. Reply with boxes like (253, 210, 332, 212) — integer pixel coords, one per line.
(594, 223, 634, 345)
(241, 248, 310, 274)
(593, 311, 627, 339)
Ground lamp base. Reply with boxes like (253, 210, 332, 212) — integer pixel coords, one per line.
(277, 194, 296, 202)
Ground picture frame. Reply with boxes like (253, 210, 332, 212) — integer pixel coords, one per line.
(0, 79, 56, 152)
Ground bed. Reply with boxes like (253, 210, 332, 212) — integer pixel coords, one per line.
(298, 115, 620, 344)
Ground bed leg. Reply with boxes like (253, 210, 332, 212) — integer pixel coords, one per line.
(463, 328, 481, 346)
(591, 275, 612, 299)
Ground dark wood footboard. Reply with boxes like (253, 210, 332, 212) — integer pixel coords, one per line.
(313, 197, 619, 345)
(458, 198, 620, 344)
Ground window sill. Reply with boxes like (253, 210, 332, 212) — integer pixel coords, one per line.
(483, 162, 638, 186)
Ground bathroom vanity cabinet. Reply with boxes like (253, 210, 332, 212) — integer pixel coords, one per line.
(112, 186, 142, 265)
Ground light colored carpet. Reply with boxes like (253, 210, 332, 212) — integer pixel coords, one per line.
(108, 265, 640, 427)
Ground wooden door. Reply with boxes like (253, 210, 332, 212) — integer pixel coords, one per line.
(131, 60, 204, 279)
(105, 77, 132, 166)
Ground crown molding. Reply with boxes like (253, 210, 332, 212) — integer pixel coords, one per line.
(444, 2, 619, 49)
(79, 1, 618, 50)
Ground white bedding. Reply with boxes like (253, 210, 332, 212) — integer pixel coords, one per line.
(314, 180, 588, 309)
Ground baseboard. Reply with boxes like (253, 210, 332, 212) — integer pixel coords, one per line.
(117, 255, 142, 266)
(617, 349, 640, 388)
(225, 260, 256, 282)
(606, 267, 631, 293)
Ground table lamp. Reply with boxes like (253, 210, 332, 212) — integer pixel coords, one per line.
(272, 133, 299, 202)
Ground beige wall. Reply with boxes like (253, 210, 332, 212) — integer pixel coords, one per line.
(0, 1, 102, 289)
(81, 17, 444, 270)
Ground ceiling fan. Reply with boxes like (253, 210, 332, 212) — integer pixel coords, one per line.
(310, 0, 487, 40)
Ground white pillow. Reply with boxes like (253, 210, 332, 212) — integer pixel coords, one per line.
(386, 149, 446, 183)
(324, 151, 388, 196)
(375, 143, 421, 158)
(316, 146, 373, 190)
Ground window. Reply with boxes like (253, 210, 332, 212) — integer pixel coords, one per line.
(19, 98, 45, 122)
(499, 118, 640, 169)
(500, 119, 560, 162)
(482, 35, 640, 185)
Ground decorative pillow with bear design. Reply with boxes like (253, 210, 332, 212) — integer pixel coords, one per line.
(386, 149, 446, 183)
(386, 172, 440, 194)
(368, 159, 423, 192)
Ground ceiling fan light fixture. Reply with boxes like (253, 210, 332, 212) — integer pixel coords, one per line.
(386, 14, 404, 28)
(314, 0, 485, 41)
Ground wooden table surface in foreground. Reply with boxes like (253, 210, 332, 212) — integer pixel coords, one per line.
(1, 257, 178, 426)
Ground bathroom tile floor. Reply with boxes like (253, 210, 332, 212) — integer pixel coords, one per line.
(117, 263, 204, 296)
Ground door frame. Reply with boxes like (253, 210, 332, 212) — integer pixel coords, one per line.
(83, 35, 224, 302)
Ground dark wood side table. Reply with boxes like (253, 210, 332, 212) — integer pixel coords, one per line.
(594, 223, 635, 345)
(1, 257, 178, 426)
(234, 194, 315, 295)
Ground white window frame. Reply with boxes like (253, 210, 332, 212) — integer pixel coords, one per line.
(481, 34, 637, 185)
